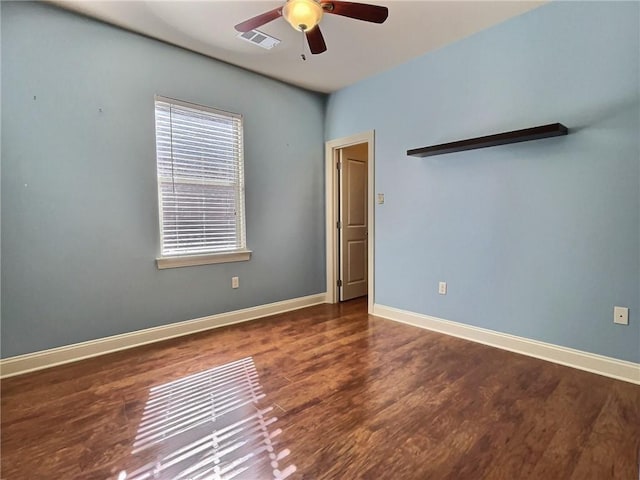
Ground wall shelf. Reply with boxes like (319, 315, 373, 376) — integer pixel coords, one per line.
(407, 123, 568, 158)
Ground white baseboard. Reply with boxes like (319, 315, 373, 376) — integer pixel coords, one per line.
(373, 304, 640, 385)
(0, 293, 327, 379)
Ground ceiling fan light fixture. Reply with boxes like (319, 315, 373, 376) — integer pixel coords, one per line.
(283, 0, 324, 32)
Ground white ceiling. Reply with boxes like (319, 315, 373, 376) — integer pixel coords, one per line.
(52, 0, 545, 94)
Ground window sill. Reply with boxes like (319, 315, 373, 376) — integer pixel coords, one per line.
(156, 250, 252, 269)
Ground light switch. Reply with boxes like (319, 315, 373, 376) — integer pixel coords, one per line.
(377, 193, 385, 205)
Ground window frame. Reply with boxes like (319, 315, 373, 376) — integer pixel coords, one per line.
(153, 95, 251, 269)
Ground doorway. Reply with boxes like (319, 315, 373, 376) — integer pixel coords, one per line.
(325, 131, 375, 313)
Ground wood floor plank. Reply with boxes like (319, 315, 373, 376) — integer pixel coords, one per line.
(1, 297, 638, 479)
(569, 380, 640, 480)
(1, 393, 130, 479)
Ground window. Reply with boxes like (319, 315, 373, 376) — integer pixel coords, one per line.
(154, 96, 250, 268)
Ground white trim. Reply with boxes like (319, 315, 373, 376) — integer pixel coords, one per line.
(157, 250, 252, 269)
(0, 293, 327, 379)
(154, 95, 242, 119)
(325, 131, 375, 314)
(373, 304, 640, 385)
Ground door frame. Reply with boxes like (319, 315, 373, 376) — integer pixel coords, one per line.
(325, 130, 375, 314)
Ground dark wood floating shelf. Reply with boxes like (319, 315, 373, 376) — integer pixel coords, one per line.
(407, 123, 568, 158)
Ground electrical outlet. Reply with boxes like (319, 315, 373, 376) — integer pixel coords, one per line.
(438, 281, 447, 295)
(613, 306, 628, 325)
(232, 276, 239, 289)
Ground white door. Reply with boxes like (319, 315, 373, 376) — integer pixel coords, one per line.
(339, 143, 368, 301)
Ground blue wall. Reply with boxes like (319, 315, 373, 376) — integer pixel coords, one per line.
(1, 2, 326, 357)
(326, 2, 640, 362)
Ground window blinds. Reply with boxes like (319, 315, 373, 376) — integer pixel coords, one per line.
(155, 97, 245, 256)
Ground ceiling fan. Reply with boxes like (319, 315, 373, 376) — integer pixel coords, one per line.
(234, 0, 389, 55)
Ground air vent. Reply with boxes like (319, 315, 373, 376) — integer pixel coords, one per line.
(237, 29, 280, 50)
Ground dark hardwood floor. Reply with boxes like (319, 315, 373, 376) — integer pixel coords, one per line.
(2, 298, 639, 479)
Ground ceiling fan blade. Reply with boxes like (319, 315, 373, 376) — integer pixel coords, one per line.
(321, 1, 388, 24)
(234, 7, 283, 32)
(306, 25, 327, 54)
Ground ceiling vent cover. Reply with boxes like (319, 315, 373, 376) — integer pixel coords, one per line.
(237, 29, 280, 50)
